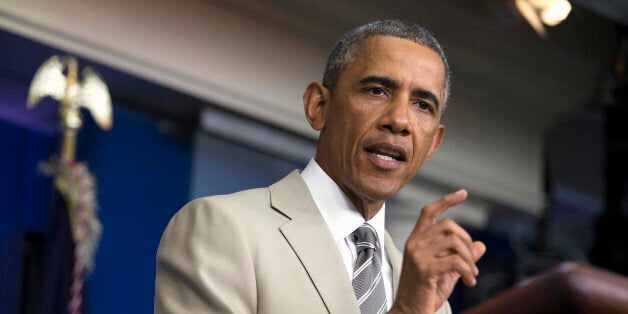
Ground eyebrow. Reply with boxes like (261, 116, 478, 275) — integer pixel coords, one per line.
(357, 75, 440, 110)
(415, 89, 440, 111)
(358, 75, 398, 89)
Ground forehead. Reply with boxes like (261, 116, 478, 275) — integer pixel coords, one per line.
(348, 35, 446, 99)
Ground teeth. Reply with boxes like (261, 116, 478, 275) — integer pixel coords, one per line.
(377, 148, 400, 159)
(380, 148, 396, 156)
(374, 153, 394, 161)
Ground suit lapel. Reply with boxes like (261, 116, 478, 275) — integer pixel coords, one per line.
(384, 231, 403, 298)
(270, 171, 359, 314)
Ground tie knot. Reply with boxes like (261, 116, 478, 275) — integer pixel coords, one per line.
(352, 223, 379, 253)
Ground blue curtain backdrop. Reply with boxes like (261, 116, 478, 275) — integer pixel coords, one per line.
(0, 101, 192, 313)
(79, 107, 192, 314)
(0, 117, 55, 314)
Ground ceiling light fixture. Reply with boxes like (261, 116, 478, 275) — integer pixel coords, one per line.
(515, 0, 572, 37)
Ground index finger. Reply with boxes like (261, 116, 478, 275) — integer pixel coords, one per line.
(413, 189, 467, 234)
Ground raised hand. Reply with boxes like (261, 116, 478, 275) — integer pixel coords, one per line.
(389, 190, 486, 314)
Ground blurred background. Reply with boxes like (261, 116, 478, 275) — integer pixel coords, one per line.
(0, 0, 626, 313)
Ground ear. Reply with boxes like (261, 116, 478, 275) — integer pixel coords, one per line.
(425, 124, 445, 161)
(303, 82, 329, 131)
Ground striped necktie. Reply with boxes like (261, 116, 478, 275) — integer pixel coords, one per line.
(352, 223, 387, 314)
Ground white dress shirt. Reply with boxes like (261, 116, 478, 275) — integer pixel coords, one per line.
(301, 159, 393, 310)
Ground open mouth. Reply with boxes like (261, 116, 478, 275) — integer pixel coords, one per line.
(364, 144, 406, 162)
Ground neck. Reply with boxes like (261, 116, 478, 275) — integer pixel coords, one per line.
(313, 156, 385, 221)
(345, 193, 384, 221)
(314, 153, 385, 221)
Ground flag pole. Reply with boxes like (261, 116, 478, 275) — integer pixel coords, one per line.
(27, 55, 112, 314)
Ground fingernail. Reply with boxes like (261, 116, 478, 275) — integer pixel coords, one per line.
(474, 266, 479, 276)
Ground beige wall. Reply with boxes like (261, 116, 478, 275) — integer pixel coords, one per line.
(0, 0, 557, 217)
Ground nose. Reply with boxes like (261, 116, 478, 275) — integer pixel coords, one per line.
(379, 97, 410, 135)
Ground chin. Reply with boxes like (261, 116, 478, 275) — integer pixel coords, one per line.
(359, 182, 402, 203)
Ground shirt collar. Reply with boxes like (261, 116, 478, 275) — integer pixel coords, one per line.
(301, 159, 386, 247)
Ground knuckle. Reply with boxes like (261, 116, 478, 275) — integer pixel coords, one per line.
(449, 241, 463, 254)
(447, 261, 462, 273)
(404, 235, 419, 248)
(404, 242, 421, 257)
(452, 255, 467, 269)
(403, 242, 414, 254)
(422, 204, 436, 214)
(452, 242, 472, 259)
(440, 218, 455, 228)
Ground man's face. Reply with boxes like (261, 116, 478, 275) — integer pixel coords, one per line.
(307, 35, 446, 214)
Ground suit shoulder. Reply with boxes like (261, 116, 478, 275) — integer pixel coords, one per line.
(194, 187, 270, 208)
(159, 187, 272, 246)
(177, 187, 271, 219)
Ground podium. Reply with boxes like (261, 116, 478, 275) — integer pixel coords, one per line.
(464, 262, 628, 314)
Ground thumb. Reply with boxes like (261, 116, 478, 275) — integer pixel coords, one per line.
(472, 241, 486, 261)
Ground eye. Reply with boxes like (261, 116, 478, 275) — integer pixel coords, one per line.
(368, 87, 387, 97)
(417, 101, 434, 113)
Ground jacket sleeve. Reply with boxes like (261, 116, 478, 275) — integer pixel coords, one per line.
(436, 300, 452, 314)
(154, 198, 257, 313)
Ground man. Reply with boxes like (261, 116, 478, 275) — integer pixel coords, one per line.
(155, 20, 485, 314)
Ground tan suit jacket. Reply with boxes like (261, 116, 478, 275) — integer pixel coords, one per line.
(155, 170, 451, 313)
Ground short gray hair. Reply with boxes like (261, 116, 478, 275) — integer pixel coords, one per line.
(322, 19, 451, 105)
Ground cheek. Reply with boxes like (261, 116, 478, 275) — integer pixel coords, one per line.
(413, 125, 438, 153)
(340, 106, 370, 140)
